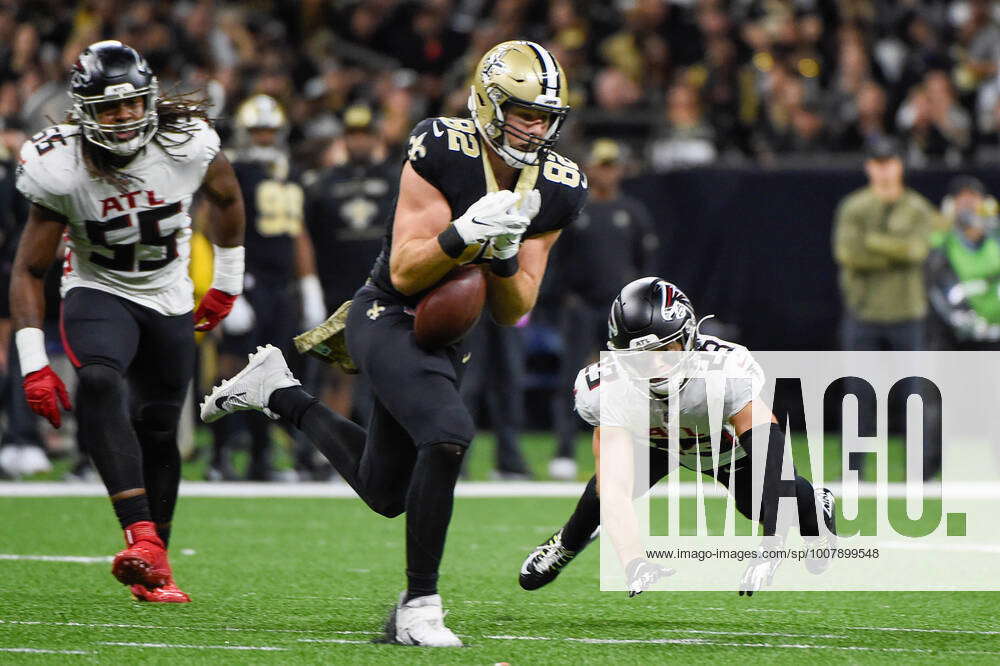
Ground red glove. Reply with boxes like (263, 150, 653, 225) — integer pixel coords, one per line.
(23, 366, 73, 429)
(194, 288, 238, 331)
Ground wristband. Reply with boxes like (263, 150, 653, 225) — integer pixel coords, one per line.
(437, 225, 466, 259)
(211, 244, 245, 295)
(299, 274, 323, 303)
(490, 254, 519, 277)
(15, 327, 49, 375)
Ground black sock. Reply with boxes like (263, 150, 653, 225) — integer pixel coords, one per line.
(112, 494, 152, 530)
(134, 410, 182, 543)
(404, 571, 439, 603)
(404, 442, 465, 602)
(156, 522, 172, 548)
(268, 386, 320, 428)
(561, 475, 600, 551)
(270, 387, 369, 495)
(795, 475, 820, 537)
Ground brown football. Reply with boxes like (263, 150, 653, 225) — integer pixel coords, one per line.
(414, 265, 487, 349)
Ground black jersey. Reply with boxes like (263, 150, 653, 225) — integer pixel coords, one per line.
(232, 159, 304, 285)
(550, 194, 658, 306)
(368, 116, 588, 306)
(304, 158, 398, 307)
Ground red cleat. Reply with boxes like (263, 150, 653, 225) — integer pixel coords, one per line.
(111, 521, 169, 588)
(131, 579, 191, 603)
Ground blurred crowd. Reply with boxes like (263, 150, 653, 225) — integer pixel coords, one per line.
(3, 0, 1000, 173)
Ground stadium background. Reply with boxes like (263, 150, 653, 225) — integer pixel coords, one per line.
(4, 0, 1000, 353)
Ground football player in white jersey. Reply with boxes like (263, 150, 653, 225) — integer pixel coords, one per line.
(518, 278, 836, 597)
(10, 41, 245, 602)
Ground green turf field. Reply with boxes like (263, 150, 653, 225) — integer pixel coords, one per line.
(2, 495, 998, 664)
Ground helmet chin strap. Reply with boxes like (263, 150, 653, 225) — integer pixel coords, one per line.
(468, 94, 542, 169)
(497, 138, 541, 169)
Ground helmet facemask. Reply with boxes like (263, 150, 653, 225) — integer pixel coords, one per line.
(72, 80, 159, 156)
(609, 316, 703, 399)
(470, 87, 568, 168)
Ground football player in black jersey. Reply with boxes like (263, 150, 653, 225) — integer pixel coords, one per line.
(206, 94, 324, 481)
(202, 41, 587, 645)
(303, 105, 396, 427)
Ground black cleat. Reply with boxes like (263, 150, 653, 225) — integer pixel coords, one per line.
(519, 527, 595, 590)
(805, 487, 837, 574)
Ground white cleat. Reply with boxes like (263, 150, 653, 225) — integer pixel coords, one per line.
(0, 445, 52, 477)
(199, 345, 300, 423)
(388, 593, 462, 647)
(548, 456, 577, 481)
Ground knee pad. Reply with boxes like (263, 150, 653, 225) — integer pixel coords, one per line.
(419, 441, 467, 477)
(369, 496, 406, 519)
(77, 363, 124, 396)
(136, 402, 182, 434)
(413, 404, 475, 449)
(427, 441, 467, 460)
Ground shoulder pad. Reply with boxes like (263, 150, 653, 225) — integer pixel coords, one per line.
(573, 363, 602, 427)
(406, 116, 482, 188)
(17, 125, 82, 198)
(540, 150, 587, 190)
(157, 118, 221, 167)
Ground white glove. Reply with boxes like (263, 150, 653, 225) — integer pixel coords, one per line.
(625, 558, 675, 598)
(221, 295, 255, 335)
(738, 539, 784, 597)
(451, 190, 529, 245)
(491, 189, 541, 260)
(300, 274, 326, 330)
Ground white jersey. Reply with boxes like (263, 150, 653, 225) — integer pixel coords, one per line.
(573, 334, 765, 471)
(16, 120, 220, 316)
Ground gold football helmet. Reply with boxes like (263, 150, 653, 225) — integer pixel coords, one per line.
(468, 40, 570, 168)
(233, 94, 289, 174)
(234, 94, 287, 132)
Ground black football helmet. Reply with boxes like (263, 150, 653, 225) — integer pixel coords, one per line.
(70, 40, 159, 155)
(607, 277, 704, 396)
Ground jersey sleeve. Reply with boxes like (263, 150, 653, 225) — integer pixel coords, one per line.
(722, 345, 765, 420)
(526, 151, 589, 236)
(406, 118, 441, 185)
(160, 118, 221, 176)
(573, 365, 601, 427)
(573, 361, 637, 430)
(16, 128, 78, 218)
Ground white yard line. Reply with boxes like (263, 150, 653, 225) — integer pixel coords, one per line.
(850, 626, 1000, 635)
(0, 619, 333, 635)
(98, 641, 286, 651)
(482, 634, 1000, 654)
(3, 480, 1000, 498)
(0, 554, 111, 564)
(0, 647, 93, 655)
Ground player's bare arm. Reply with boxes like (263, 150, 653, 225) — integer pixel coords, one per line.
(194, 151, 247, 331)
(199, 151, 245, 248)
(389, 161, 462, 295)
(729, 397, 779, 436)
(486, 228, 560, 325)
(594, 424, 646, 568)
(10, 203, 66, 331)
